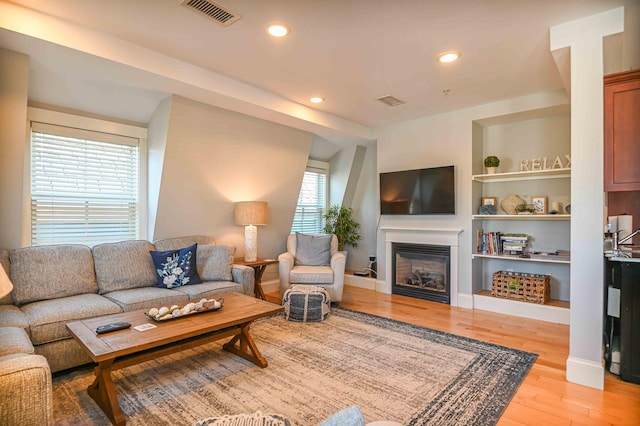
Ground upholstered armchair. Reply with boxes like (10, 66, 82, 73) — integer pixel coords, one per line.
(278, 234, 347, 302)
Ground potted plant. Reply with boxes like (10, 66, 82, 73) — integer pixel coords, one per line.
(515, 203, 535, 215)
(484, 155, 500, 174)
(323, 205, 362, 251)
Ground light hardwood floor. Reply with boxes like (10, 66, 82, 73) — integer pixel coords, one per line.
(266, 286, 640, 425)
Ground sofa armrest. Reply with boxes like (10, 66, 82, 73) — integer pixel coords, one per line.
(0, 353, 53, 425)
(329, 251, 347, 302)
(330, 251, 347, 273)
(277, 252, 295, 295)
(231, 264, 255, 296)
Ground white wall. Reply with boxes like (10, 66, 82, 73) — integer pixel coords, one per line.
(0, 48, 29, 249)
(374, 90, 570, 300)
(349, 144, 379, 273)
(551, 6, 624, 390)
(147, 96, 172, 240)
(151, 96, 313, 260)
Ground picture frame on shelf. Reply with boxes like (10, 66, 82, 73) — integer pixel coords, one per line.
(482, 197, 497, 206)
(531, 196, 547, 214)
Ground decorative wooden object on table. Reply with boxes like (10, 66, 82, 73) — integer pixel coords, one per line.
(66, 292, 283, 426)
(234, 257, 279, 300)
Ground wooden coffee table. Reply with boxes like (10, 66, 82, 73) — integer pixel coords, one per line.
(66, 292, 284, 426)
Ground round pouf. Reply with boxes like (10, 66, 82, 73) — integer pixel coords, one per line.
(282, 285, 331, 322)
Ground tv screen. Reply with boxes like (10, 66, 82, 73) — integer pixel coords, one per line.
(380, 165, 455, 215)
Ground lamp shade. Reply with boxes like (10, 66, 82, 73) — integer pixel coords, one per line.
(0, 265, 14, 299)
(234, 201, 268, 226)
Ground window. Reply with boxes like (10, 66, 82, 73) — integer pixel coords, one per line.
(29, 112, 146, 246)
(290, 160, 329, 234)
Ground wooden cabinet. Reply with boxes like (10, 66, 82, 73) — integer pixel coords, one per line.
(604, 70, 640, 192)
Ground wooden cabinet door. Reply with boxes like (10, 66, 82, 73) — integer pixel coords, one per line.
(604, 70, 640, 192)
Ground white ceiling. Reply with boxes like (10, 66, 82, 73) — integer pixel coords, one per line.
(0, 0, 636, 158)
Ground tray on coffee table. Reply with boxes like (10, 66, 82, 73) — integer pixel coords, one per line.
(144, 297, 224, 321)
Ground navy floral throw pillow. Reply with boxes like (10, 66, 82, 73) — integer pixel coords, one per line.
(150, 244, 202, 288)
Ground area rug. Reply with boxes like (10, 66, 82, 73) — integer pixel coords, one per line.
(52, 308, 537, 425)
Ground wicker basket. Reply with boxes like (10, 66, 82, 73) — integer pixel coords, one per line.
(491, 270, 550, 304)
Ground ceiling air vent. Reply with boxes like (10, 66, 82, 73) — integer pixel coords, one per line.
(181, 0, 242, 26)
(376, 95, 406, 107)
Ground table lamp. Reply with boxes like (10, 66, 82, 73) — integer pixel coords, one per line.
(234, 201, 268, 262)
(0, 265, 14, 299)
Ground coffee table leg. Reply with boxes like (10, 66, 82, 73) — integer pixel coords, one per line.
(222, 322, 268, 368)
(88, 359, 127, 426)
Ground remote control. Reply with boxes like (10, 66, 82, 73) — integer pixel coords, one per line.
(96, 322, 131, 335)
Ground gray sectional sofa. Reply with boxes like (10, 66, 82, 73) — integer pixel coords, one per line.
(0, 235, 254, 424)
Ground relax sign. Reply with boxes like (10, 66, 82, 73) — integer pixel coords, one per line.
(520, 154, 571, 171)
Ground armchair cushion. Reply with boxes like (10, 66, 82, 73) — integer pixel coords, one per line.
(290, 266, 334, 284)
(294, 233, 332, 266)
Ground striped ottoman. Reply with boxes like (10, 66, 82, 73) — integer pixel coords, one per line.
(282, 285, 331, 322)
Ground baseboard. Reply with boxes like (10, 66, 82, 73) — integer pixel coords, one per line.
(473, 293, 570, 325)
(344, 273, 377, 290)
(261, 279, 279, 294)
(457, 293, 474, 309)
(566, 356, 604, 390)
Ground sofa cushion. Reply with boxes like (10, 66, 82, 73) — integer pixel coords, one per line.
(0, 327, 34, 357)
(150, 244, 201, 288)
(197, 245, 235, 281)
(0, 249, 12, 305)
(10, 245, 98, 306)
(93, 240, 157, 294)
(153, 235, 215, 251)
(20, 293, 122, 345)
(173, 281, 243, 300)
(103, 287, 189, 312)
(294, 233, 332, 266)
(290, 265, 334, 284)
(0, 305, 30, 332)
(34, 336, 93, 373)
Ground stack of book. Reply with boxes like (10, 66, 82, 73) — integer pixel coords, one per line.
(500, 233, 529, 255)
(476, 230, 502, 255)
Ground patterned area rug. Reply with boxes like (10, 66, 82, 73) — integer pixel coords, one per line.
(53, 308, 536, 425)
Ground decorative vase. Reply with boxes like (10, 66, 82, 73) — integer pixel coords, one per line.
(486, 167, 497, 174)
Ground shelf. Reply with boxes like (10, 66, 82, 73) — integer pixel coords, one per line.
(473, 290, 570, 324)
(472, 168, 571, 182)
(473, 214, 570, 221)
(472, 253, 570, 264)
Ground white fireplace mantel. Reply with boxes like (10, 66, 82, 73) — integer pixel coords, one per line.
(381, 227, 463, 307)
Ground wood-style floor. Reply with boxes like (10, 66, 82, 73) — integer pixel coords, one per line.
(266, 286, 640, 425)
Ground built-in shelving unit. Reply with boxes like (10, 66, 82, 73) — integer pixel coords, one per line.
(472, 214, 570, 221)
(471, 109, 571, 324)
(472, 168, 571, 182)
(472, 253, 570, 264)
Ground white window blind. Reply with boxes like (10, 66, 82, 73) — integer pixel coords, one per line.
(291, 162, 328, 234)
(30, 122, 140, 246)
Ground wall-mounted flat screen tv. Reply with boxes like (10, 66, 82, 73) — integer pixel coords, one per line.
(380, 165, 455, 215)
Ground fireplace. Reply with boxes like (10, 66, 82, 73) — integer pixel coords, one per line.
(392, 243, 450, 304)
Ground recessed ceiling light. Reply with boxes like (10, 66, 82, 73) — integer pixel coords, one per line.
(438, 51, 461, 63)
(267, 24, 290, 37)
(310, 97, 324, 104)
